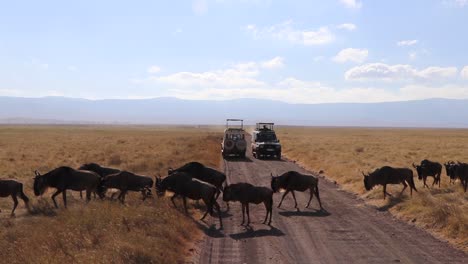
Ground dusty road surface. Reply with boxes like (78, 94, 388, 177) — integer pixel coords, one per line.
(195, 137, 467, 264)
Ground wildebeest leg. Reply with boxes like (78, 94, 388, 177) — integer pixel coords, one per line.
(200, 204, 209, 220)
(399, 181, 408, 196)
(182, 197, 189, 215)
(118, 191, 127, 204)
(80, 191, 83, 199)
(423, 177, 428, 188)
(314, 186, 323, 210)
(170, 194, 178, 208)
(438, 174, 441, 188)
(263, 201, 270, 224)
(246, 203, 250, 226)
(383, 184, 387, 200)
(86, 189, 92, 203)
(241, 203, 246, 225)
(214, 201, 223, 229)
(11, 195, 18, 217)
(432, 176, 437, 187)
(277, 190, 290, 208)
(62, 190, 68, 208)
(306, 188, 314, 208)
(291, 191, 298, 210)
(51, 189, 62, 208)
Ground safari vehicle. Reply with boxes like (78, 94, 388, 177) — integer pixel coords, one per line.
(222, 119, 247, 158)
(251, 122, 281, 159)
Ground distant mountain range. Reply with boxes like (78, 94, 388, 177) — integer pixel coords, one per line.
(1, 96, 468, 128)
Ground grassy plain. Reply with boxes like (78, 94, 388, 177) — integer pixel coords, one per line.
(278, 127, 468, 251)
(0, 125, 223, 263)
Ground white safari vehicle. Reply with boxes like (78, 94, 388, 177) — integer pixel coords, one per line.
(251, 122, 281, 159)
(221, 119, 247, 158)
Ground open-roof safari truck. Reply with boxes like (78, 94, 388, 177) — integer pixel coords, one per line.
(251, 122, 281, 160)
(221, 119, 247, 158)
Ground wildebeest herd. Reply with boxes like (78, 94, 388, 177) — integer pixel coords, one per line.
(362, 159, 468, 199)
(0, 161, 323, 231)
(0, 158, 466, 230)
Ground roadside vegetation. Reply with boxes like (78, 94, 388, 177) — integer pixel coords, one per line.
(0, 125, 222, 263)
(278, 127, 468, 251)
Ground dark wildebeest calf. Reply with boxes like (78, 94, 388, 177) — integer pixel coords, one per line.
(0, 179, 30, 216)
(412, 159, 442, 188)
(100, 171, 153, 203)
(222, 183, 273, 226)
(271, 171, 323, 211)
(168, 162, 226, 199)
(155, 172, 223, 229)
(363, 166, 417, 200)
(34, 166, 101, 208)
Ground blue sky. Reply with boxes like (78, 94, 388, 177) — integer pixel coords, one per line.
(0, 0, 467, 103)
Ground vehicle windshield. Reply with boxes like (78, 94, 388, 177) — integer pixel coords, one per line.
(256, 133, 277, 142)
(226, 133, 244, 140)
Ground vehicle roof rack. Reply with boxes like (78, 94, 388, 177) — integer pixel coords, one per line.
(226, 119, 244, 129)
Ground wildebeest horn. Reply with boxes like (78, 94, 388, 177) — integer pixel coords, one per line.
(360, 171, 367, 177)
(34, 170, 40, 177)
(412, 162, 416, 168)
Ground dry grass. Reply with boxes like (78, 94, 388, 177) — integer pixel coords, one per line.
(278, 127, 468, 251)
(0, 125, 223, 263)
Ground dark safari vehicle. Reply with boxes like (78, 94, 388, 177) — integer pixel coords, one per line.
(251, 122, 281, 159)
(221, 119, 247, 158)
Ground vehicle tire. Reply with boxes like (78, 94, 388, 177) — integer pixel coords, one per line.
(224, 140, 235, 150)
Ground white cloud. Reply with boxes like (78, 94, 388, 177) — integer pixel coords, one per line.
(333, 48, 368, 64)
(409, 52, 417, 60)
(246, 21, 334, 45)
(345, 63, 458, 81)
(192, 0, 208, 15)
(261, 56, 284, 69)
(337, 23, 357, 31)
(397, 39, 418, 46)
(147, 65, 161, 74)
(461, 66, 468, 79)
(340, 0, 362, 9)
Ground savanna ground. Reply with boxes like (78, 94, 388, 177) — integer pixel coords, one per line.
(0, 125, 223, 263)
(278, 127, 468, 251)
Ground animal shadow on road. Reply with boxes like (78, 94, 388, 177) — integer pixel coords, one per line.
(278, 208, 331, 217)
(194, 220, 225, 238)
(229, 225, 285, 240)
(376, 196, 404, 212)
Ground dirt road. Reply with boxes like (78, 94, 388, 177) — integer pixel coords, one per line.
(196, 138, 467, 264)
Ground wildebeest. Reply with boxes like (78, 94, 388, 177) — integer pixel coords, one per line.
(412, 159, 442, 188)
(0, 179, 30, 216)
(453, 162, 468, 192)
(100, 171, 153, 203)
(271, 171, 323, 210)
(155, 172, 223, 229)
(168, 162, 226, 199)
(33, 166, 101, 208)
(362, 166, 417, 199)
(444, 161, 458, 184)
(78, 163, 121, 198)
(222, 183, 273, 226)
